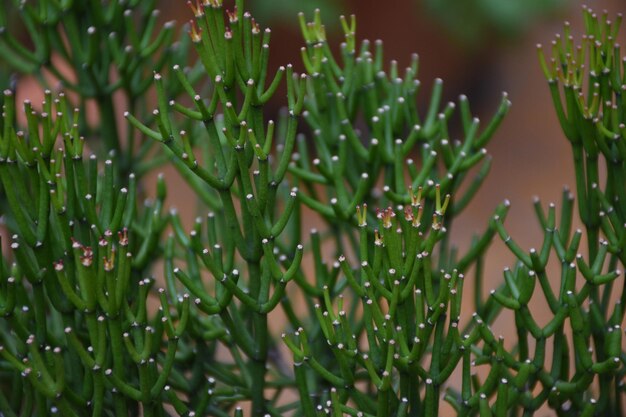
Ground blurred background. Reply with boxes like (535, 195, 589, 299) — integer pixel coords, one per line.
(147, 0, 624, 275)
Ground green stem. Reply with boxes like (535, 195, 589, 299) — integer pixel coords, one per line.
(248, 261, 268, 416)
(32, 283, 48, 344)
(97, 93, 121, 155)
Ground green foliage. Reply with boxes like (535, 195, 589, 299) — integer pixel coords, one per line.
(424, 0, 567, 46)
(0, 0, 198, 176)
(0, 1, 624, 417)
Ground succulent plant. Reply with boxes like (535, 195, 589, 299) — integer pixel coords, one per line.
(0, 1, 623, 416)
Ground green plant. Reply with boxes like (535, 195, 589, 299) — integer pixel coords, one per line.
(0, 1, 623, 416)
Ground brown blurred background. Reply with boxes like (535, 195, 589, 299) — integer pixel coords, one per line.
(158, 0, 623, 273)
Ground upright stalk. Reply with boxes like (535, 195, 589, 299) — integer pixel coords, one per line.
(249, 261, 268, 416)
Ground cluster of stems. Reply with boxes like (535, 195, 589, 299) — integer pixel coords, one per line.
(522, 6, 626, 415)
(0, 0, 197, 178)
(0, 1, 624, 416)
(0, 89, 182, 416)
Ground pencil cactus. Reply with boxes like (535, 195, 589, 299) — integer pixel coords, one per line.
(0, 1, 624, 416)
